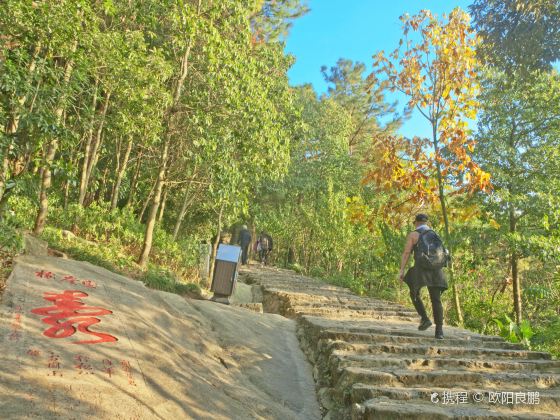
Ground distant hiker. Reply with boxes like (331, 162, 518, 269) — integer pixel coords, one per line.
(399, 214, 449, 339)
(257, 231, 273, 265)
(237, 225, 252, 265)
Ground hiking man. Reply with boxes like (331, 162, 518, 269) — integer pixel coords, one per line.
(237, 225, 252, 265)
(399, 214, 448, 339)
(257, 231, 273, 265)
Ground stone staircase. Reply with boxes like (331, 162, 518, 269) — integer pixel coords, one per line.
(240, 266, 560, 419)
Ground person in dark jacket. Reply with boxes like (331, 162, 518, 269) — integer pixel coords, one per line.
(237, 225, 252, 265)
(399, 214, 448, 339)
(257, 231, 273, 265)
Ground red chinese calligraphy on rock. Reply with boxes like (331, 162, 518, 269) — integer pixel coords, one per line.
(74, 354, 94, 375)
(102, 359, 114, 378)
(62, 275, 77, 285)
(35, 270, 55, 279)
(121, 360, 136, 386)
(27, 348, 41, 357)
(30, 290, 118, 345)
(9, 304, 24, 341)
(81, 279, 97, 289)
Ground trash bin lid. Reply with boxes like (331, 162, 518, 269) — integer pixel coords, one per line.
(216, 244, 241, 263)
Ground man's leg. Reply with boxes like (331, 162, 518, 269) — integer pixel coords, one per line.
(242, 245, 248, 265)
(410, 287, 431, 330)
(428, 286, 444, 338)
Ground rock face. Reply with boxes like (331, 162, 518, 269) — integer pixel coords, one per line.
(241, 266, 560, 420)
(0, 256, 321, 419)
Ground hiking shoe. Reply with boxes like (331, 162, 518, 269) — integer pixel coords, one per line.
(418, 319, 433, 331)
(435, 327, 444, 339)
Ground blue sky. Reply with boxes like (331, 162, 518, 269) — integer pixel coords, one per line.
(284, 0, 472, 139)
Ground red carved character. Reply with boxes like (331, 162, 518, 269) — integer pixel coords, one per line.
(81, 279, 97, 289)
(27, 348, 41, 357)
(74, 354, 94, 374)
(31, 290, 118, 345)
(47, 351, 62, 376)
(102, 359, 114, 378)
(120, 360, 136, 386)
(35, 270, 55, 279)
(62, 275, 77, 285)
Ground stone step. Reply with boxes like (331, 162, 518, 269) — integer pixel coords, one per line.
(337, 366, 560, 390)
(241, 267, 558, 420)
(297, 316, 506, 343)
(319, 329, 525, 350)
(352, 397, 558, 419)
(289, 306, 416, 320)
(293, 302, 416, 313)
(330, 352, 560, 375)
(351, 384, 560, 414)
(326, 340, 552, 361)
(264, 288, 357, 301)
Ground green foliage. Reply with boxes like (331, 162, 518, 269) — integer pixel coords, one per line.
(141, 267, 178, 293)
(0, 219, 24, 254)
(1, 0, 559, 360)
(40, 227, 130, 272)
(492, 315, 534, 348)
(470, 0, 560, 74)
(532, 317, 560, 358)
(141, 266, 200, 295)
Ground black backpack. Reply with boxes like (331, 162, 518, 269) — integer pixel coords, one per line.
(260, 235, 269, 250)
(415, 229, 449, 270)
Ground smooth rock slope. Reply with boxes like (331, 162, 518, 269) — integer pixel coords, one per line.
(0, 255, 320, 419)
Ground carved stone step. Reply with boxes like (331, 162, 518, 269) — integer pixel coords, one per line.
(288, 305, 417, 320)
(318, 329, 525, 350)
(326, 341, 552, 361)
(352, 397, 558, 419)
(337, 366, 560, 390)
(330, 352, 560, 374)
(351, 384, 560, 414)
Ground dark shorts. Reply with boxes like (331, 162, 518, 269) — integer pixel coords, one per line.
(404, 265, 448, 294)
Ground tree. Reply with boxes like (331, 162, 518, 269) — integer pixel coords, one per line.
(366, 8, 491, 324)
(321, 58, 400, 156)
(251, 0, 309, 42)
(470, 0, 560, 75)
(475, 70, 560, 323)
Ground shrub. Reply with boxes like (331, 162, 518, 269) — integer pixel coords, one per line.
(0, 220, 24, 254)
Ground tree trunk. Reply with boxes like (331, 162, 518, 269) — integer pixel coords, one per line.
(137, 0, 201, 266)
(138, 140, 169, 267)
(80, 90, 110, 206)
(509, 206, 522, 323)
(157, 184, 168, 222)
(433, 123, 464, 325)
(0, 43, 41, 202)
(110, 136, 133, 210)
(208, 204, 224, 287)
(172, 185, 197, 240)
(138, 177, 156, 222)
(33, 41, 77, 235)
(96, 162, 110, 203)
(78, 78, 98, 206)
(127, 152, 143, 208)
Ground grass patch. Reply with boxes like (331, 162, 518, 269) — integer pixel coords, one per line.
(41, 226, 201, 298)
(0, 221, 24, 296)
(141, 267, 201, 297)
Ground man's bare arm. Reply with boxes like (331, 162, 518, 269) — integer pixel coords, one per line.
(399, 232, 417, 280)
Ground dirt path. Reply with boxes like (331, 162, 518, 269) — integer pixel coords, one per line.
(241, 265, 560, 419)
(0, 253, 320, 419)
